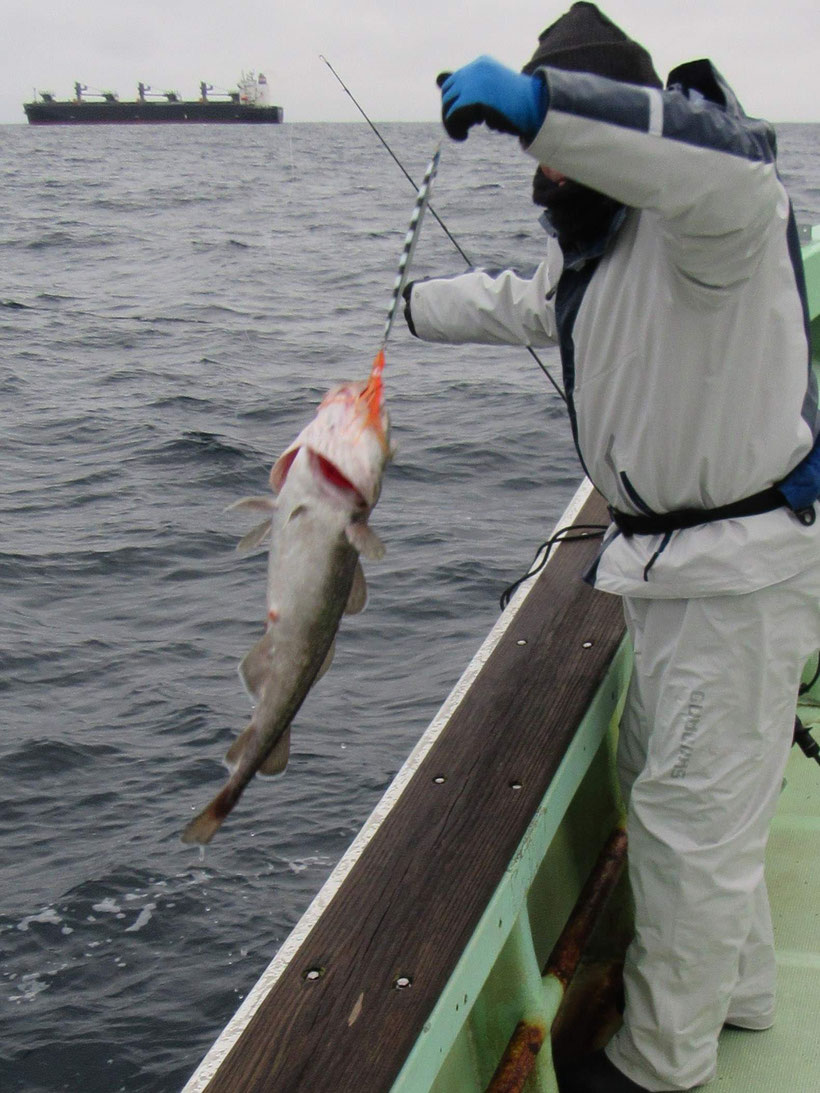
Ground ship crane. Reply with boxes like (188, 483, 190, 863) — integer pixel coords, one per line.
(73, 84, 119, 102)
(137, 83, 181, 102)
(199, 83, 240, 102)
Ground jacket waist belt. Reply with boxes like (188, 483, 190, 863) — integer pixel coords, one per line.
(609, 486, 789, 537)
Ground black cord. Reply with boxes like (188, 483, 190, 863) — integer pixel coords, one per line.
(499, 523, 607, 610)
(799, 652, 820, 696)
(795, 654, 820, 772)
(500, 523, 820, 775)
(793, 716, 820, 767)
(319, 54, 568, 406)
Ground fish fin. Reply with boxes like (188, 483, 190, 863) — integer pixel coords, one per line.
(286, 503, 308, 524)
(236, 518, 272, 555)
(344, 562, 367, 615)
(270, 448, 298, 492)
(258, 727, 291, 776)
(345, 521, 386, 561)
(226, 495, 276, 514)
(225, 720, 256, 770)
(315, 639, 336, 682)
(225, 718, 289, 779)
(182, 805, 225, 846)
(238, 631, 274, 701)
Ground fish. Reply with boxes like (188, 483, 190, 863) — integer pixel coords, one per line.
(181, 353, 391, 845)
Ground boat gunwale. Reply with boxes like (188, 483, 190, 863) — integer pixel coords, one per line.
(182, 476, 602, 1091)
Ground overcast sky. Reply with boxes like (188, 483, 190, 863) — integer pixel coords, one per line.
(3, 0, 818, 125)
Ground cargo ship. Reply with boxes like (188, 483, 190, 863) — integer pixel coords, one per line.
(23, 72, 283, 125)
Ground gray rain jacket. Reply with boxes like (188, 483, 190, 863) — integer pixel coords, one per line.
(409, 61, 820, 598)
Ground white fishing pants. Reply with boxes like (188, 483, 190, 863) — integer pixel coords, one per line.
(605, 561, 820, 1091)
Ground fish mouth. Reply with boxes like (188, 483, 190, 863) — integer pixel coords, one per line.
(272, 447, 369, 507)
(270, 362, 390, 500)
(317, 373, 386, 441)
(319, 370, 389, 453)
(309, 450, 367, 505)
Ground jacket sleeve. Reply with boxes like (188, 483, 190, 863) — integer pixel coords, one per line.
(526, 67, 784, 288)
(409, 256, 560, 346)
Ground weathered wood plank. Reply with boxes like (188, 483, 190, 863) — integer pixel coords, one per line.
(203, 489, 625, 1093)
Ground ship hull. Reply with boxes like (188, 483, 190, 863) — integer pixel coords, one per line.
(23, 101, 284, 125)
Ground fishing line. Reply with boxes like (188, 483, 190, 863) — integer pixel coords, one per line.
(320, 55, 470, 265)
(319, 54, 567, 405)
(499, 524, 606, 610)
(321, 55, 587, 614)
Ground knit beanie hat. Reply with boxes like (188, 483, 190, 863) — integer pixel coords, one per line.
(522, 2, 662, 88)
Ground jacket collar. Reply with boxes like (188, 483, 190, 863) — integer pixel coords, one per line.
(539, 204, 627, 271)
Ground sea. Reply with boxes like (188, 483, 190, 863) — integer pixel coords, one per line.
(1, 119, 819, 1092)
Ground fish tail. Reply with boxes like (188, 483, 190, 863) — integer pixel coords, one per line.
(181, 786, 235, 845)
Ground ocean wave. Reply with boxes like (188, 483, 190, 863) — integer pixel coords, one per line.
(0, 119, 817, 1093)
(147, 430, 252, 465)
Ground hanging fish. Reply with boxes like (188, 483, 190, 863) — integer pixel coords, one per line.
(181, 368, 390, 845)
(181, 147, 440, 845)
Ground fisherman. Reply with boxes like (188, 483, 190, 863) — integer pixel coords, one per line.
(403, 4, 820, 1090)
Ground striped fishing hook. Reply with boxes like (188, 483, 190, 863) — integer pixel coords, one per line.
(366, 145, 440, 394)
(382, 144, 440, 351)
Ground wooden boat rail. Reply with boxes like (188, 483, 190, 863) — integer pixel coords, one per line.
(184, 480, 629, 1092)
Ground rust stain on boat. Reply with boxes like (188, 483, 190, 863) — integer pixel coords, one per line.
(544, 827, 628, 988)
(486, 1020, 546, 1093)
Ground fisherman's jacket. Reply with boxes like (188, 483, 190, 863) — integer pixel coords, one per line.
(410, 61, 820, 597)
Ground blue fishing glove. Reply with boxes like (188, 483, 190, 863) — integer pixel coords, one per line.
(438, 56, 548, 143)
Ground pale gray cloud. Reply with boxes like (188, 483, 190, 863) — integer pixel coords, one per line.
(3, 0, 818, 125)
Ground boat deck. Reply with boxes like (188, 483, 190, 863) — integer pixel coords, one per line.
(714, 711, 820, 1091)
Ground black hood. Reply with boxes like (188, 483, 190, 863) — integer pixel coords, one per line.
(666, 57, 777, 157)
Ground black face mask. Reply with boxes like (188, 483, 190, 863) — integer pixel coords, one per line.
(533, 168, 623, 256)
